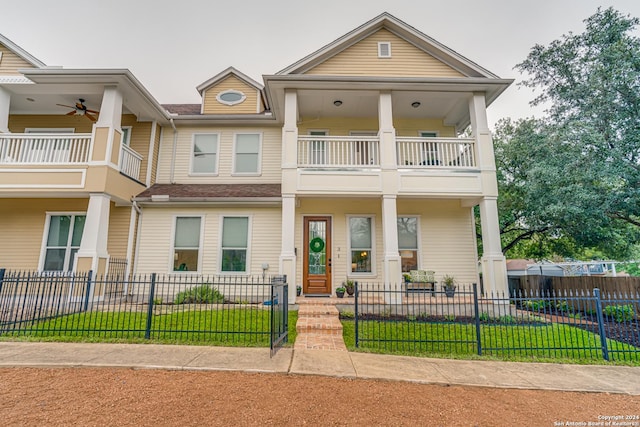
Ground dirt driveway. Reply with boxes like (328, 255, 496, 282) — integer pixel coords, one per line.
(1, 368, 637, 426)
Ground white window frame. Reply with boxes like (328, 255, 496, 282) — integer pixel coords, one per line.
(218, 215, 252, 275)
(347, 215, 376, 277)
(232, 133, 262, 176)
(120, 126, 132, 146)
(169, 215, 204, 274)
(378, 42, 392, 58)
(397, 215, 421, 273)
(39, 212, 86, 272)
(190, 133, 220, 176)
(216, 89, 247, 106)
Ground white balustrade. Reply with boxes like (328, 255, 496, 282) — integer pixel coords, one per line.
(396, 137, 476, 168)
(0, 133, 91, 164)
(297, 136, 380, 167)
(119, 144, 143, 181)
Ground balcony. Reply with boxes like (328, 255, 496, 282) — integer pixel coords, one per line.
(0, 133, 142, 182)
(396, 137, 476, 169)
(293, 135, 482, 196)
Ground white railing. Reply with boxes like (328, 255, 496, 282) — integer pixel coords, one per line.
(0, 133, 92, 164)
(396, 137, 476, 168)
(297, 136, 380, 167)
(119, 145, 143, 181)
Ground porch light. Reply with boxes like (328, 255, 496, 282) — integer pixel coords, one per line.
(411, 101, 421, 108)
(333, 100, 343, 107)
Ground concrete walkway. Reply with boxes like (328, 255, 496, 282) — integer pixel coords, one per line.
(0, 341, 638, 395)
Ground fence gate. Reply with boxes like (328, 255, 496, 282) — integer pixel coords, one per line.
(270, 275, 288, 357)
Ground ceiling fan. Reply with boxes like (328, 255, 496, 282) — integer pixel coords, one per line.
(56, 98, 99, 122)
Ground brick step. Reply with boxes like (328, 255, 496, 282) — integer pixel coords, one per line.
(298, 305, 339, 316)
(296, 317, 343, 335)
(294, 332, 348, 351)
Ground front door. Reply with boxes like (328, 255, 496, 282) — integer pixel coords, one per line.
(303, 216, 332, 295)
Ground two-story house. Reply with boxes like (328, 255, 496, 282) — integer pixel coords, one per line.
(0, 13, 511, 303)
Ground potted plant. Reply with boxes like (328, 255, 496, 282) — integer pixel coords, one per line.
(296, 285, 302, 297)
(442, 275, 456, 298)
(335, 286, 346, 298)
(403, 273, 412, 284)
(343, 280, 355, 297)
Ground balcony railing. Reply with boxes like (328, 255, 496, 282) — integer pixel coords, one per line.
(396, 137, 476, 169)
(297, 136, 380, 168)
(0, 133, 92, 164)
(119, 145, 143, 182)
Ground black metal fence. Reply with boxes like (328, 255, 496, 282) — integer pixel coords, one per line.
(0, 269, 288, 353)
(354, 283, 640, 362)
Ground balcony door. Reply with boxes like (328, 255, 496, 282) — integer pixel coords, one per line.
(303, 216, 332, 295)
(350, 131, 376, 166)
(25, 128, 74, 163)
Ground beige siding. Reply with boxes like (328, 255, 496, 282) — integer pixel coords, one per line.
(107, 204, 132, 259)
(122, 115, 152, 182)
(0, 199, 89, 270)
(8, 115, 95, 133)
(305, 29, 465, 78)
(149, 123, 161, 185)
(135, 207, 282, 275)
(298, 117, 455, 136)
(0, 44, 34, 75)
(202, 75, 261, 114)
(295, 198, 478, 289)
(156, 126, 281, 184)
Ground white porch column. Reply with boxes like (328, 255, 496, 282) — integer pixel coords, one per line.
(378, 91, 397, 174)
(280, 195, 297, 303)
(382, 195, 402, 303)
(76, 193, 111, 275)
(92, 86, 123, 166)
(0, 86, 11, 133)
(479, 197, 508, 295)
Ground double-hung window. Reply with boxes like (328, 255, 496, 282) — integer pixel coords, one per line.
(173, 217, 202, 272)
(349, 216, 373, 274)
(191, 134, 218, 174)
(397, 216, 419, 272)
(42, 214, 85, 271)
(233, 133, 261, 174)
(221, 216, 250, 272)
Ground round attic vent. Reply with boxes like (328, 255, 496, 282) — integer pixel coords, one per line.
(216, 90, 246, 106)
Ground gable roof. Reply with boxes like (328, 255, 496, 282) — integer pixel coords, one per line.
(0, 33, 46, 68)
(196, 66, 264, 95)
(277, 12, 497, 78)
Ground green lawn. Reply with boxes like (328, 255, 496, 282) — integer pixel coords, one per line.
(342, 320, 640, 365)
(1, 308, 298, 348)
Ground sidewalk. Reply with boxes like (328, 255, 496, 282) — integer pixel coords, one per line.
(0, 341, 638, 395)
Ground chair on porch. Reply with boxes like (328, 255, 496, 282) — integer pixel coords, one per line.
(405, 270, 436, 296)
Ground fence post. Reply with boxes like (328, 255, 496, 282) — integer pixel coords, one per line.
(593, 288, 609, 361)
(83, 270, 93, 312)
(145, 273, 156, 340)
(354, 281, 359, 348)
(472, 283, 482, 356)
(0, 268, 5, 294)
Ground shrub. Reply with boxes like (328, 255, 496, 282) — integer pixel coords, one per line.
(524, 299, 551, 311)
(174, 284, 224, 304)
(555, 300, 571, 313)
(603, 304, 635, 323)
(479, 312, 491, 322)
(499, 315, 516, 324)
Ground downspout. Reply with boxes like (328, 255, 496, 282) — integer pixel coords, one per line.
(169, 118, 178, 184)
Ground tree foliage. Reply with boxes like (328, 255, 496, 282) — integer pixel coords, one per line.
(485, 7, 640, 260)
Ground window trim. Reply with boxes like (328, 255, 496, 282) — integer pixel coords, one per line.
(120, 126, 132, 146)
(397, 215, 421, 273)
(218, 215, 252, 275)
(232, 132, 262, 176)
(378, 42, 392, 58)
(216, 89, 247, 106)
(169, 215, 204, 274)
(189, 132, 220, 176)
(346, 215, 376, 277)
(38, 212, 86, 272)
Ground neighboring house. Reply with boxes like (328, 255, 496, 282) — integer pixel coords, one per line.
(0, 13, 512, 303)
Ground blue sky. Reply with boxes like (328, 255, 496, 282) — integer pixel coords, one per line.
(2, 0, 640, 126)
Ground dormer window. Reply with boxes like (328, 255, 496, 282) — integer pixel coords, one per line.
(216, 89, 246, 106)
(378, 42, 391, 58)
